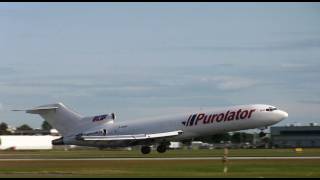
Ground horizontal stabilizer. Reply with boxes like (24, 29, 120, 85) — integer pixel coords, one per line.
(13, 106, 58, 114)
(12, 102, 84, 136)
(79, 130, 183, 141)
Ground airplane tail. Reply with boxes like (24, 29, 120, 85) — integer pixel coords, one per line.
(16, 103, 83, 136)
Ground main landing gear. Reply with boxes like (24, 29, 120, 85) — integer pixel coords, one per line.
(156, 144, 167, 153)
(140, 143, 168, 154)
(141, 146, 151, 154)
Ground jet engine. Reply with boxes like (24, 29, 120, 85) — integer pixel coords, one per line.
(52, 137, 64, 145)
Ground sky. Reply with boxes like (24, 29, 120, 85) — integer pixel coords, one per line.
(1, 2, 320, 129)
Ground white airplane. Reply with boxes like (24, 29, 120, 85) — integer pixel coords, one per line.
(14, 103, 288, 154)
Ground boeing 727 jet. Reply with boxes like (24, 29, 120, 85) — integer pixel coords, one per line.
(14, 103, 288, 154)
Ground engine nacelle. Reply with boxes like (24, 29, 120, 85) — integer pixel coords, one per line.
(52, 137, 64, 145)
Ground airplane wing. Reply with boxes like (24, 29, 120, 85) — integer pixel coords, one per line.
(78, 130, 183, 141)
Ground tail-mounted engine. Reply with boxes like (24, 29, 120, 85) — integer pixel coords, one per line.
(52, 137, 64, 145)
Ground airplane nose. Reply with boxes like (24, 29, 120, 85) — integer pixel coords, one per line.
(278, 110, 288, 121)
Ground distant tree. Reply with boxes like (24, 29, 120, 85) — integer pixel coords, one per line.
(231, 132, 241, 143)
(194, 133, 231, 143)
(0, 122, 11, 135)
(17, 124, 33, 131)
(231, 132, 253, 143)
(211, 133, 232, 143)
(0, 122, 8, 131)
(41, 121, 52, 130)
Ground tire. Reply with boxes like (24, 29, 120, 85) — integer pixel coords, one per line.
(157, 145, 167, 153)
(141, 146, 151, 154)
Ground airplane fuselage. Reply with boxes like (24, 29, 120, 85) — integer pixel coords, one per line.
(63, 104, 288, 148)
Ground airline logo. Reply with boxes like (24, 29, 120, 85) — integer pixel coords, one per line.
(92, 113, 115, 122)
(183, 109, 256, 127)
(92, 115, 108, 122)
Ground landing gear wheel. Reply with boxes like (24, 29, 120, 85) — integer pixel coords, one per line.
(141, 146, 151, 154)
(157, 145, 167, 153)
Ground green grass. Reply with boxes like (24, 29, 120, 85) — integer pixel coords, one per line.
(0, 159, 319, 178)
(0, 148, 319, 159)
(0, 148, 320, 177)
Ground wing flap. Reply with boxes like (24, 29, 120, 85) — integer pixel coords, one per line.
(80, 130, 183, 141)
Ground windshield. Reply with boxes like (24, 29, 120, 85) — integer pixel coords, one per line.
(266, 107, 277, 111)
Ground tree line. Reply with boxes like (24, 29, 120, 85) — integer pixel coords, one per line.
(0, 121, 52, 135)
(194, 132, 255, 144)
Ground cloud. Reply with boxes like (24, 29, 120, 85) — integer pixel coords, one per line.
(164, 39, 320, 52)
(0, 67, 15, 75)
(199, 76, 258, 91)
(0, 72, 260, 101)
(280, 62, 320, 74)
(280, 63, 309, 69)
(298, 100, 320, 105)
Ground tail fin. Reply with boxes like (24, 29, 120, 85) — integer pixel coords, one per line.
(17, 103, 83, 136)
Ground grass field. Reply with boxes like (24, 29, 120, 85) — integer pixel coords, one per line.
(0, 148, 320, 177)
(0, 148, 320, 159)
(0, 159, 319, 178)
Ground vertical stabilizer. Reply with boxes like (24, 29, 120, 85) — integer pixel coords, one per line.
(24, 103, 83, 136)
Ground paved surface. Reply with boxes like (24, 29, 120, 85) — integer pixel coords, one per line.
(1, 157, 320, 161)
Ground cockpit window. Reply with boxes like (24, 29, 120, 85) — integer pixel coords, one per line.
(266, 107, 277, 111)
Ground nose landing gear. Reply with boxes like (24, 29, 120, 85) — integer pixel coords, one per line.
(259, 131, 266, 137)
(259, 127, 268, 137)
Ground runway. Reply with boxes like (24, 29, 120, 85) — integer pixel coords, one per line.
(1, 157, 320, 161)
